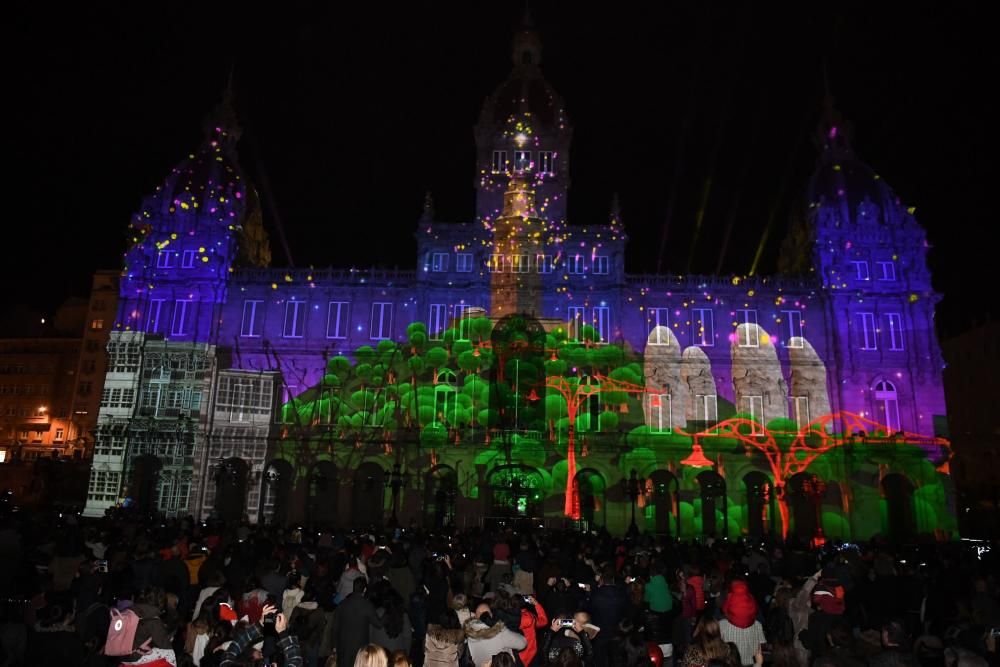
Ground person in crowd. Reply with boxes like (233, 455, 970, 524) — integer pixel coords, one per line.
(719, 580, 766, 667)
(424, 609, 465, 667)
(334, 577, 383, 667)
(681, 616, 733, 667)
(219, 603, 303, 667)
(541, 612, 594, 666)
(464, 602, 528, 667)
(353, 643, 389, 667)
(797, 584, 846, 662)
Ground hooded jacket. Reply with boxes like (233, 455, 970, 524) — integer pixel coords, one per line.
(722, 581, 758, 628)
(463, 616, 527, 667)
(424, 624, 465, 667)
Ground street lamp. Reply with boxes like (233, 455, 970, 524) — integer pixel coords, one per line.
(621, 468, 646, 536)
(384, 463, 409, 527)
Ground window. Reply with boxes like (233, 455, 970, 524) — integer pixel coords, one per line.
(370, 302, 393, 340)
(431, 253, 449, 272)
(55, 428, 64, 441)
(146, 300, 165, 333)
(171, 299, 192, 336)
(491, 150, 507, 174)
(745, 395, 764, 434)
(648, 308, 670, 344)
(567, 306, 585, 342)
(567, 255, 585, 274)
(107, 342, 140, 373)
(539, 151, 554, 175)
(877, 261, 896, 281)
(536, 255, 553, 274)
(282, 300, 305, 338)
(511, 254, 530, 273)
(78, 381, 93, 396)
(326, 302, 349, 339)
(885, 313, 904, 351)
(692, 308, 714, 347)
(858, 312, 877, 350)
(736, 310, 758, 347)
(182, 250, 196, 269)
(792, 396, 810, 430)
(593, 306, 610, 343)
(488, 254, 505, 273)
(241, 300, 263, 337)
(783, 310, 803, 348)
(873, 380, 900, 432)
(454, 304, 476, 340)
(849, 260, 870, 281)
(513, 150, 532, 172)
(592, 256, 610, 275)
(156, 251, 174, 269)
(648, 394, 671, 432)
(82, 359, 96, 374)
(695, 395, 718, 423)
(429, 304, 447, 341)
(456, 253, 473, 273)
(90, 319, 104, 331)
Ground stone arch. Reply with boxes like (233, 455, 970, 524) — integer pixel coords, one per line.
(743, 470, 775, 538)
(424, 464, 458, 529)
(696, 470, 727, 537)
(648, 469, 679, 537)
(352, 462, 385, 529)
(308, 460, 339, 529)
(787, 472, 824, 544)
(881, 473, 915, 540)
(488, 464, 543, 518)
(214, 457, 249, 523)
(573, 468, 606, 529)
(260, 459, 293, 526)
(130, 454, 162, 515)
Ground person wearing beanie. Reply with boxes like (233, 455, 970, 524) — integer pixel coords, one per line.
(719, 580, 766, 667)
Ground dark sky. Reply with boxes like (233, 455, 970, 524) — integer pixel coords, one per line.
(6, 3, 990, 337)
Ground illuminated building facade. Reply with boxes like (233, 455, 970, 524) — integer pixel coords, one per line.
(82, 22, 954, 541)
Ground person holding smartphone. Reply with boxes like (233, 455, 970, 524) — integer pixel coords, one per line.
(219, 603, 303, 667)
(541, 612, 594, 666)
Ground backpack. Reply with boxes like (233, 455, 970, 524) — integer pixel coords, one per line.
(104, 608, 151, 657)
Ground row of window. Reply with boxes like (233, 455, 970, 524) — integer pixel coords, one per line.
(100, 387, 136, 409)
(488, 254, 610, 275)
(0, 385, 49, 395)
(1, 405, 47, 417)
(426, 252, 613, 275)
(144, 299, 195, 336)
(491, 150, 556, 175)
(106, 342, 142, 373)
(0, 365, 53, 375)
(847, 260, 897, 282)
(10, 428, 59, 442)
(156, 249, 205, 270)
(241, 300, 393, 340)
(857, 312, 906, 352)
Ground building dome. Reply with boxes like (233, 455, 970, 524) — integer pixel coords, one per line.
(807, 103, 901, 227)
(477, 13, 569, 134)
(139, 96, 247, 226)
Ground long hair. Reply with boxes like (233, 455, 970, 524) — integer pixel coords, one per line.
(354, 644, 389, 667)
(692, 616, 730, 662)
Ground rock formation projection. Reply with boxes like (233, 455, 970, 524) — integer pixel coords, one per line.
(731, 323, 788, 427)
(681, 346, 718, 425)
(644, 326, 688, 431)
(788, 336, 831, 430)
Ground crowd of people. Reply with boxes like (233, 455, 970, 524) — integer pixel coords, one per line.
(0, 508, 997, 667)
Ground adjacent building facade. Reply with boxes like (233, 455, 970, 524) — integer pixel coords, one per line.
(82, 22, 954, 540)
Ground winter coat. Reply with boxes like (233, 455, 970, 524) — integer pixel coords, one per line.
(586, 585, 628, 640)
(132, 602, 173, 650)
(682, 576, 705, 619)
(370, 609, 413, 655)
(463, 617, 527, 667)
(288, 601, 327, 652)
(333, 593, 382, 667)
(219, 622, 303, 667)
(540, 626, 593, 666)
(518, 599, 549, 666)
(424, 624, 465, 667)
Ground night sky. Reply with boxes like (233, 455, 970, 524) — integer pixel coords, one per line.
(7, 4, 990, 338)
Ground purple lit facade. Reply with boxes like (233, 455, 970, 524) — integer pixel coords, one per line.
(83, 23, 951, 537)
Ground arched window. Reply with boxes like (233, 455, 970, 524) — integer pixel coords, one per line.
(873, 380, 900, 433)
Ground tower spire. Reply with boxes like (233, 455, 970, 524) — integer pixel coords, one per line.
(420, 191, 436, 223)
(609, 192, 622, 227)
(512, 6, 542, 67)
